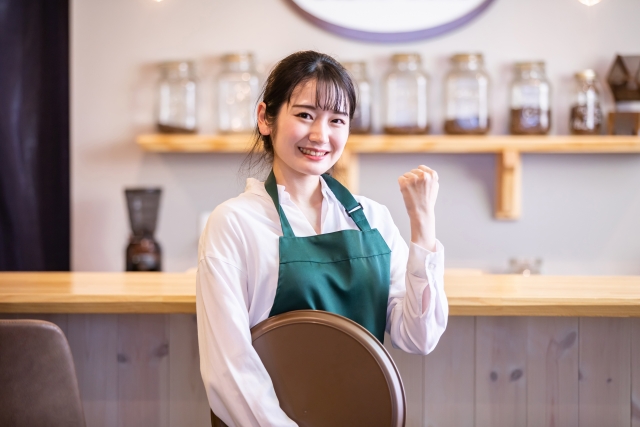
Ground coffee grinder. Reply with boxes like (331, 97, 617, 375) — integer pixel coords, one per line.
(607, 55, 640, 135)
(125, 188, 162, 271)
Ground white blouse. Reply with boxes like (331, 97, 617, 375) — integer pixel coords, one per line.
(196, 177, 448, 427)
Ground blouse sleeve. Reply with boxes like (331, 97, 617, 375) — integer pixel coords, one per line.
(381, 206, 448, 355)
(196, 207, 297, 427)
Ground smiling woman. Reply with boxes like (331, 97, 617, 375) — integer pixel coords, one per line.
(196, 51, 447, 427)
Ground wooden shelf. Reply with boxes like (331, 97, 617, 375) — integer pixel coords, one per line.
(136, 134, 640, 220)
(2, 272, 640, 316)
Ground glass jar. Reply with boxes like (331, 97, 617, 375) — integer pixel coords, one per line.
(217, 53, 260, 133)
(343, 61, 372, 134)
(384, 53, 429, 134)
(570, 69, 603, 135)
(156, 61, 197, 133)
(444, 53, 490, 135)
(509, 62, 551, 135)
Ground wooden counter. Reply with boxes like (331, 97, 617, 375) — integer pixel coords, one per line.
(1, 272, 639, 316)
(2, 272, 639, 427)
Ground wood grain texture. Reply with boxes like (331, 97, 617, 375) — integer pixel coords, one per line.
(578, 317, 631, 427)
(67, 314, 118, 427)
(384, 335, 424, 427)
(169, 314, 210, 427)
(631, 318, 640, 427)
(136, 134, 640, 154)
(117, 314, 170, 427)
(423, 316, 475, 427)
(476, 317, 527, 427)
(2, 272, 640, 316)
(526, 317, 579, 427)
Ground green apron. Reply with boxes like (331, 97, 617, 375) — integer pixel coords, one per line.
(265, 171, 391, 342)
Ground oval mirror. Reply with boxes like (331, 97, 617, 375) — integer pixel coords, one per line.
(288, 0, 496, 42)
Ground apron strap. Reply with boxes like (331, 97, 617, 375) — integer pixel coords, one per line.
(321, 174, 372, 232)
(264, 170, 295, 238)
(264, 170, 373, 235)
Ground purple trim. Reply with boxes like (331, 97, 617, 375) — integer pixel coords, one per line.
(286, 0, 496, 43)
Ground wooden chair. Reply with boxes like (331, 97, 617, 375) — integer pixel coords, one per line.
(0, 319, 85, 427)
(211, 310, 405, 427)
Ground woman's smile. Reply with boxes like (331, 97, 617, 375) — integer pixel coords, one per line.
(298, 146, 329, 160)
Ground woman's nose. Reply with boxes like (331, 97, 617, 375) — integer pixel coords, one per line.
(309, 121, 329, 144)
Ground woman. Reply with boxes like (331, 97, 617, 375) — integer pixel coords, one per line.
(196, 51, 447, 427)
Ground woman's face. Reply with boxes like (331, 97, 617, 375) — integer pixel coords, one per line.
(259, 79, 350, 179)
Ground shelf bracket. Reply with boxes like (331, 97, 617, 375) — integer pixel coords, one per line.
(495, 150, 522, 220)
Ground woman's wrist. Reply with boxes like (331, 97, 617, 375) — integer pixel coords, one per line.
(409, 214, 436, 252)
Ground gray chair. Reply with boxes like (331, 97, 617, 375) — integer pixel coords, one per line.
(0, 319, 85, 427)
(211, 310, 405, 427)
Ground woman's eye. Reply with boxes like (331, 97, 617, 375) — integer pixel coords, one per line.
(297, 112, 312, 119)
(332, 118, 346, 125)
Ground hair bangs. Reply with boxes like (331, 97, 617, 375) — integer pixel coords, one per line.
(314, 76, 350, 117)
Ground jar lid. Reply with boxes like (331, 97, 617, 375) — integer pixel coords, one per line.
(514, 61, 546, 70)
(343, 61, 367, 73)
(222, 52, 254, 63)
(391, 53, 421, 63)
(451, 53, 484, 63)
(159, 60, 194, 70)
(575, 69, 597, 81)
(343, 61, 366, 70)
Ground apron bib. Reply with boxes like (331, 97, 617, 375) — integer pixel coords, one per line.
(265, 171, 391, 342)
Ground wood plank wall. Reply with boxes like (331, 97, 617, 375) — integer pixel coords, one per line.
(2, 314, 639, 427)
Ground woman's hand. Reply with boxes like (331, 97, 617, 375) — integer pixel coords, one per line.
(398, 165, 439, 252)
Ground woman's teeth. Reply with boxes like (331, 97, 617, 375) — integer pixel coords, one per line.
(299, 147, 327, 157)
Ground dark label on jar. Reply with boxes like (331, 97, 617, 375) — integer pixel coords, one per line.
(510, 108, 551, 135)
(570, 104, 602, 135)
(444, 118, 490, 135)
(157, 124, 197, 134)
(384, 125, 430, 135)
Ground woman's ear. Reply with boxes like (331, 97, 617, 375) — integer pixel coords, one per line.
(257, 102, 271, 136)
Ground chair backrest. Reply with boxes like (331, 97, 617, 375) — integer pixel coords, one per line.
(211, 310, 405, 427)
(264, 310, 406, 426)
(0, 319, 85, 427)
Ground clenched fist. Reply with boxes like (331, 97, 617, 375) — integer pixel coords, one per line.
(398, 165, 439, 252)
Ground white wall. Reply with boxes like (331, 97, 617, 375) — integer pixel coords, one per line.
(72, 0, 640, 274)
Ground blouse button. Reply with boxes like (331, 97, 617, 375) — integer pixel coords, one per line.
(428, 263, 436, 270)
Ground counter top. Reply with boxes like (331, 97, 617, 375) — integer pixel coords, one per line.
(0, 272, 639, 316)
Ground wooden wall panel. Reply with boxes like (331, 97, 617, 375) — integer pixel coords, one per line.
(385, 335, 424, 427)
(67, 314, 118, 427)
(117, 314, 170, 427)
(18, 313, 69, 335)
(475, 317, 527, 427)
(4, 313, 638, 427)
(526, 317, 579, 427)
(632, 318, 640, 427)
(423, 316, 475, 427)
(169, 314, 210, 427)
(579, 318, 631, 427)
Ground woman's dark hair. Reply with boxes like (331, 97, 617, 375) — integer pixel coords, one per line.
(242, 51, 357, 176)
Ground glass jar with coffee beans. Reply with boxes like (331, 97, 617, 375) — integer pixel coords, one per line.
(343, 61, 372, 134)
(444, 53, 490, 135)
(156, 61, 198, 134)
(509, 62, 551, 135)
(570, 69, 603, 135)
(383, 53, 430, 134)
